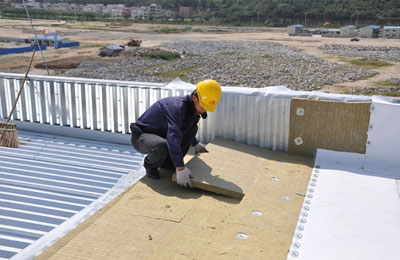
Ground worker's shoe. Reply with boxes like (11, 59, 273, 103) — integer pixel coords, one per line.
(146, 168, 160, 179)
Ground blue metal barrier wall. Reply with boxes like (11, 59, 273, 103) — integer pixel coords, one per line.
(0, 45, 46, 55)
(55, 42, 80, 49)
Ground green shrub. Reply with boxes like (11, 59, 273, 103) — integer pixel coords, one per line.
(140, 52, 180, 60)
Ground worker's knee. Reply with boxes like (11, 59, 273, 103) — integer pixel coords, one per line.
(135, 133, 168, 156)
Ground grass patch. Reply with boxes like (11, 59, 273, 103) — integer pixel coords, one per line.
(150, 27, 192, 33)
(80, 42, 105, 48)
(261, 55, 274, 59)
(186, 53, 204, 57)
(221, 51, 236, 56)
(154, 66, 198, 81)
(375, 80, 400, 87)
(141, 64, 165, 71)
(340, 57, 393, 68)
(357, 91, 400, 97)
(0, 55, 26, 62)
(140, 52, 180, 61)
(74, 23, 108, 29)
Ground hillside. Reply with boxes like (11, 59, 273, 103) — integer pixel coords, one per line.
(55, 0, 400, 25)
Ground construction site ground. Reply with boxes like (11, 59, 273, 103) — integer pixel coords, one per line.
(36, 139, 313, 260)
(1, 19, 400, 94)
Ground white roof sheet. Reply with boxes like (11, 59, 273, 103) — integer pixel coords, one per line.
(0, 132, 144, 259)
(288, 96, 400, 260)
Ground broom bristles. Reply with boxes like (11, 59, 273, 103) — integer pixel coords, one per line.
(0, 122, 19, 148)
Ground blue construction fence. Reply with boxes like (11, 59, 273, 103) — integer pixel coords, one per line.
(0, 45, 47, 55)
(55, 42, 80, 49)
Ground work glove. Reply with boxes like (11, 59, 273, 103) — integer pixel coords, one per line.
(193, 143, 208, 154)
(176, 167, 193, 188)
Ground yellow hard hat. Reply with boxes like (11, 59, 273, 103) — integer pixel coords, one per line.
(196, 79, 222, 112)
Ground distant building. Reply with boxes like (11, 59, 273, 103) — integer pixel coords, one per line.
(321, 29, 341, 37)
(360, 25, 380, 38)
(179, 7, 193, 19)
(287, 24, 304, 36)
(99, 45, 124, 57)
(68, 4, 83, 12)
(82, 4, 104, 14)
(163, 9, 177, 19)
(31, 33, 66, 47)
(52, 3, 69, 11)
(382, 26, 400, 39)
(24, 0, 41, 9)
(149, 4, 161, 18)
(103, 4, 125, 17)
(0, 0, 11, 8)
(340, 25, 357, 37)
(131, 6, 149, 19)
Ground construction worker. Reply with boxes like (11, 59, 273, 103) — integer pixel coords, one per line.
(130, 79, 222, 188)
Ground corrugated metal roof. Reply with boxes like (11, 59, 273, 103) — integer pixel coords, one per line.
(31, 36, 65, 41)
(383, 26, 400, 29)
(105, 45, 124, 50)
(0, 132, 144, 259)
(367, 25, 380, 29)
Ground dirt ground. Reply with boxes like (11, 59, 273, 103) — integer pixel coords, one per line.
(1, 19, 399, 93)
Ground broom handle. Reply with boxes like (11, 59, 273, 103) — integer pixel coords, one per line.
(6, 50, 36, 123)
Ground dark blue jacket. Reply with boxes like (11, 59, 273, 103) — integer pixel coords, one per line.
(130, 93, 203, 167)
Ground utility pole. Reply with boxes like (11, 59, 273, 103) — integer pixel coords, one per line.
(257, 12, 260, 25)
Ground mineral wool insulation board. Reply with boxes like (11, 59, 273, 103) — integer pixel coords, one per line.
(0, 131, 145, 260)
(288, 98, 371, 157)
(287, 96, 400, 260)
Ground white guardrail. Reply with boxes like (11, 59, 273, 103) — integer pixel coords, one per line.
(0, 73, 372, 152)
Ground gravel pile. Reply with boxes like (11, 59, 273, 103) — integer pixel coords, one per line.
(388, 78, 400, 85)
(319, 44, 400, 61)
(64, 40, 377, 90)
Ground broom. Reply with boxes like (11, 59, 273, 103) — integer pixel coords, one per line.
(0, 50, 36, 148)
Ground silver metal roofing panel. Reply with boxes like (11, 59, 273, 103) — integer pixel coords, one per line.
(0, 131, 144, 260)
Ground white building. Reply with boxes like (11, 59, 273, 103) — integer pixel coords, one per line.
(163, 9, 177, 19)
(382, 26, 400, 39)
(103, 4, 126, 17)
(24, 0, 41, 9)
(131, 6, 149, 19)
(52, 3, 69, 11)
(149, 3, 161, 18)
(82, 4, 104, 14)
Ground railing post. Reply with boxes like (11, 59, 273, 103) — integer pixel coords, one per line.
(69, 82, 77, 128)
(122, 87, 129, 134)
(39, 80, 47, 124)
(101, 84, 108, 132)
(90, 84, 97, 130)
(134, 88, 140, 121)
(0, 77, 7, 118)
(59, 82, 67, 126)
(9, 79, 17, 120)
(49, 80, 57, 125)
(79, 83, 88, 129)
(111, 85, 118, 133)
(19, 78, 28, 122)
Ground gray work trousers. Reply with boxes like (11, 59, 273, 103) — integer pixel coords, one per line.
(131, 126, 197, 170)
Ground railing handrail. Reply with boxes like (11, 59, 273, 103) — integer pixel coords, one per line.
(0, 73, 166, 89)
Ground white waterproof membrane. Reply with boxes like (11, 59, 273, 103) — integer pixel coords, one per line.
(0, 132, 145, 260)
(288, 96, 400, 260)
